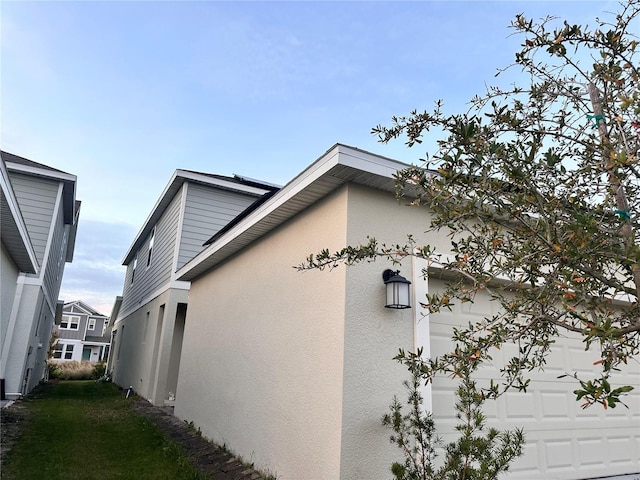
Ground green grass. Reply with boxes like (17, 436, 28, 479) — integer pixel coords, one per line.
(1, 381, 207, 480)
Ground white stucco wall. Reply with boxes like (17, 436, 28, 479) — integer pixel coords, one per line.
(1, 244, 20, 350)
(175, 178, 640, 479)
(2, 285, 42, 395)
(340, 184, 432, 479)
(111, 288, 188, 405)
(346, 184, 640, 478)
(175, 187, 350, 479)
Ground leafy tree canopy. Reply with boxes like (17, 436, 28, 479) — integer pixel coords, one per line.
(302, 1, 640, 409)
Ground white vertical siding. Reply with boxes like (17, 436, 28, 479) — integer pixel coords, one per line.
(177, 183, 259, 270)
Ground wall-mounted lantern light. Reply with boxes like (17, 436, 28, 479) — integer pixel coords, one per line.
(383, 269, 412, 309)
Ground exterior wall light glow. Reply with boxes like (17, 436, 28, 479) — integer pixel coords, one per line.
(383, 269, 411, 309)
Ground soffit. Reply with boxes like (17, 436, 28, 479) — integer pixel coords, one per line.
(177, 144, 406, 281)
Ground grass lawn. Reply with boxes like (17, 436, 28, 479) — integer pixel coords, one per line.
(1, 381, 207, 480)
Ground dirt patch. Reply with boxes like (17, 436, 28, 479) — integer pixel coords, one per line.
(0, 402, 31, 467)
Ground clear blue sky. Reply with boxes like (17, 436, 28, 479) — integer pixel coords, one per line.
(1, 0, 614, 315)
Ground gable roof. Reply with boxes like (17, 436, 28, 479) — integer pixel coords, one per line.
(63, 300, 107, 318)
(176, 144, 409, 282)
(122, 170, 279, 265)
(1, 151, 72, 175)
(1, 151, 78, 225)
(1, 156, 38, 273)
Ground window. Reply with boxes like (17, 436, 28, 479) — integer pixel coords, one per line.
(60, 315, 80, 330)
(147, 228, 155, 267)
(52, 343, 63, 359)
(131, 256, 138, 284)
(88, 318, 96, 331)
(64, 344, 74, 360)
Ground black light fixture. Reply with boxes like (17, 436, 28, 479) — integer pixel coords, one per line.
(382, 269, 412, 309)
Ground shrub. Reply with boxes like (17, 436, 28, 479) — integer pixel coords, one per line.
(91, 362, 106, 380)
(46, 360, 60, 380)
(49, 361, 98, 380)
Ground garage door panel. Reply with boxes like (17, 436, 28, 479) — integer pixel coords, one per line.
(428, 278, 640, 478)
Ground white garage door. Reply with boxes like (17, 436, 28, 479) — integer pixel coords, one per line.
(427, 279, 640, 480)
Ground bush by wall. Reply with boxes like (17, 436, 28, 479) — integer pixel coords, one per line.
(48, 361, 106, 381)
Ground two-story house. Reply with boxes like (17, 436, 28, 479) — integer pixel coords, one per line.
(51, 301, 110, 363)
(108, 169, 278, 406)
(173, 144, 640, 480)
(0, 151, 80, 400)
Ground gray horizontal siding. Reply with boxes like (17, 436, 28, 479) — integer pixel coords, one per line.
(9, 173, 59, 264)
(177, 184, 258, 269)
(120, 187, 182, 317)
(43, 207, 68, 301)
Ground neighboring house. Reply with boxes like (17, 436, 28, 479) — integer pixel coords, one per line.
(173, 144, 640, 480)
(0, 151, 80, 400)
(51, 301, 110, 363)
(108, 169, 278, 406)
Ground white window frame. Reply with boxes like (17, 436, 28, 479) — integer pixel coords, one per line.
(146, 228, 155, 268)
(88, 318, 96, 331)
(131, 256, 138, 284)
(64, 344, 74, 360)
(60, 315, 80, 330)
(52, 343, 63, 359)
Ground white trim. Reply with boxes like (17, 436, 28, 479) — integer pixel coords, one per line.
(122, 170, 272, 264)
(60, 314, 81, 330)
(0, 158, 39, 273)
(5, 161, 77, 183)
(115, 281, 190, 322)
(37, 182, 64, 281)
(412, 253, 432, 413)
(176, 169, 271, 196)
(0, 279, 25, 379)
(171, 184, 189, 278)
(176, 144, 408, 280)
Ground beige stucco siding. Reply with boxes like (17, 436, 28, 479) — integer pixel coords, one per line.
(175, 187, 350, 479)
(111, 288, 188, 404)
(340, 184, 430, 478)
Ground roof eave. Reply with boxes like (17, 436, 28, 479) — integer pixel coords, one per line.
(176, 144, 409, 282)
(0, 158, 39, 273)
(121, 169, 274, 265)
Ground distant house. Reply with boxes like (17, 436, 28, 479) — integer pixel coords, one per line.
(173, 144, 640, 480)
(108, 169, 278, 406)
(0, 151, 80, 400)
(51, 301, 110, 363)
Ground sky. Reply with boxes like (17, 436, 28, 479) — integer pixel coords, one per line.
(1, 0, 616, 315)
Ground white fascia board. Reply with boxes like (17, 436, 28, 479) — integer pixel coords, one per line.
(122, 169, 183, 264)
(175, 144, 409, 281)
(5, 161, 77, 183)
(122, 170, 273, 265)
(68, 301, 94, 316)
(0, 161, 39, 273)
(176, 170, 273, 196)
